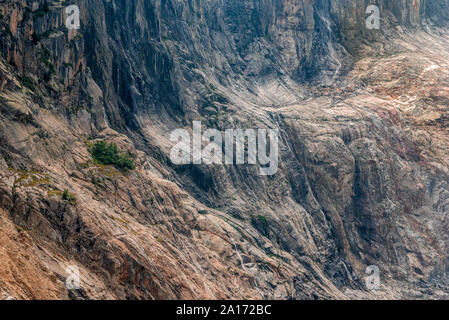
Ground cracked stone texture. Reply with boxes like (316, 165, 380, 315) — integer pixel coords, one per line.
(0, 0, 449, 299)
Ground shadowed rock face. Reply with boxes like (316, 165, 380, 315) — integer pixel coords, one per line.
(1, 0, 449, 299)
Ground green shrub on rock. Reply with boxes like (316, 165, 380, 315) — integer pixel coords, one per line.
(89, 140, 135, 172)
(62, 189, 77, 205)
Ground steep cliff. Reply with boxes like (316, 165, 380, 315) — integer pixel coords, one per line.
(1, 0, 449, 299)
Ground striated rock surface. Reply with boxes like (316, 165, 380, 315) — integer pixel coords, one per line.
(0, 0, 449, 299)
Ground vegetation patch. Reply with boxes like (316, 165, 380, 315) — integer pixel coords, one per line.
(231, 224, 241, 234)
(40, 48, 55, 80)
(89, 140, 135, 172)
(34, 29, 58, 42)
(10, 168, 49, 188)
(32, 2, 50, 20)
(251, 214, 270, 236)
(110, 215, 129, 225)
(71, 34, 83, 42)
(62, 189, 77, 205)
(19, 74, 36, 91)
(27, 176, 50, 187)
(256, 215, 268, 227)
(47, 189, 63, 197)
(14, 170, 31, 186)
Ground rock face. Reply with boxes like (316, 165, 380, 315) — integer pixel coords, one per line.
(1, 0, 449, 299)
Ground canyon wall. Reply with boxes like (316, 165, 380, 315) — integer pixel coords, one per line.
(1, 0, 449, 299)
